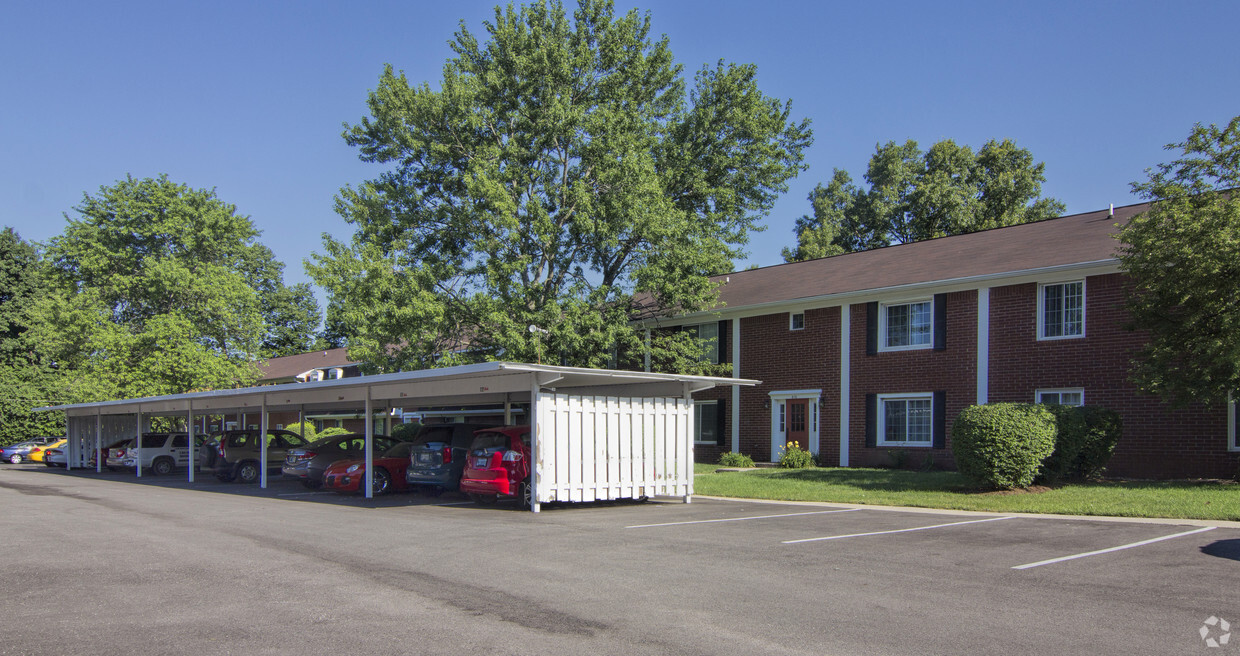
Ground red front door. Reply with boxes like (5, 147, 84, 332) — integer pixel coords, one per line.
(782, 399, 809, 458)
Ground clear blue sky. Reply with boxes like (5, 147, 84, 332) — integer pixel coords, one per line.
(4, 0, 1238, 308)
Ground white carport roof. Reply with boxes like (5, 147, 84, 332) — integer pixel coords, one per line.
(39, 361, 756, 417)
(40, 362, 755, 511)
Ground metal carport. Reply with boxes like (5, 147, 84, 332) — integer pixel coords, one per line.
(39, 362, 754, 511)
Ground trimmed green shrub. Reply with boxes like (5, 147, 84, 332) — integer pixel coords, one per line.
(284, 421, 318, 441)
(777, 441, 815, 469)
(951, 403, 1056, 490)
(1039, 405, 1087, 483)
(1039, 405, 1123, 481)
(390, 422, 423, 441)
(1074, 406, 1122, 478)
(318, 427, 352, 438)
(718, 451, 756, 468)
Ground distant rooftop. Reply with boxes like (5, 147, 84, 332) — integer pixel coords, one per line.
(258, 347, 359, 382)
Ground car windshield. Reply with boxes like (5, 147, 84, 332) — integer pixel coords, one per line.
(383, 442, 414, 458)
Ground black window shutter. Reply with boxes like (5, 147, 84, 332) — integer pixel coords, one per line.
(718, 320, 730, 363)
(932, 390, 946, 449)
(866, 302, 878, 355)
(865, 393, 877, 448)
(933, 293, 947, 351)
(715, 399, 728, 447)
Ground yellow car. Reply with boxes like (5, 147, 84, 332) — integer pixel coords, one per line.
(28, 438, 67, 463)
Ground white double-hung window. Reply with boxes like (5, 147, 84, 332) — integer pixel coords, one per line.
(1040, 281, 1084, 339)
(877, 393, 933, 446)
(881, 300, 932, 350)
(684, 323, 720, 364)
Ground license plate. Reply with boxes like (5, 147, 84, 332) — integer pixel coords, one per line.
(474, 457, 489, 468)
(418, 453, 434, 463)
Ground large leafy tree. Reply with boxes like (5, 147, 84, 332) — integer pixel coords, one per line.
(1118, 115, 1240, 407)
(311, 0, 811, 373)
(33, 175, 320, 400)
(0, 228, 65, 444)
(783, 138, 1064, 261)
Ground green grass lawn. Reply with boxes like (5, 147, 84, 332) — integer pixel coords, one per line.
(692, 464, 1240, 521)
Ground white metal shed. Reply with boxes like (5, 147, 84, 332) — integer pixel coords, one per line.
(39, 362, 755, 512)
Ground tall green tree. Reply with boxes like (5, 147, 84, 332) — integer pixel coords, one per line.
(1118, 115, 1240, 407)
(33, 175, 320, 400)
(783, 138, 1064, 262)
(311, 0, 811, 373)
(0, 228, 65, 444)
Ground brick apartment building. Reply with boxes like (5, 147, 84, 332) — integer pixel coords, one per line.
(650, 202, 1237, 479)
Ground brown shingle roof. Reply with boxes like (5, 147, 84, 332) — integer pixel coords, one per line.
(258, 347, 359, 382)
(705, 202, 1142, 313)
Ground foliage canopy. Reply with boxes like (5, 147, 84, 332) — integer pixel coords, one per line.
(310, 0, 811, 373)
(1118, 115, 1240, 407)
(33, 175, 320, 401)
(783, 138, 1064, 262)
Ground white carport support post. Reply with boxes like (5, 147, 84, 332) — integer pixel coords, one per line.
(95, 410, 102, 473)
(529, 375, 540, 513)
(259, 397, 268, 489)
(134, 405, 143, 478)
(683, 382, 694, 504)
(298, 405, 305, 437)
(363, 386, 373, 499)
(187, 401, 195, 483)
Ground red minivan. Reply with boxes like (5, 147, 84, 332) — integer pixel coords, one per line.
(459, 426, 531, 507)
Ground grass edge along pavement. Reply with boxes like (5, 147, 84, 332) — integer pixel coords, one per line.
(691, 464, 1240, 521)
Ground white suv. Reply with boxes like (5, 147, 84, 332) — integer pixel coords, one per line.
(106, 433, 212, 475)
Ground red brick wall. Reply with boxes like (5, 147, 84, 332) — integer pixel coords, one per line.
(729, 307, 841, 462)
(847, 291, 977, 469)
(988, 274, 1232, 479)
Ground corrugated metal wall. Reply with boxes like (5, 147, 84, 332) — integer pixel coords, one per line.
(66, 415, 142, 467)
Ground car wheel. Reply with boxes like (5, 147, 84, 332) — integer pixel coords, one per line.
(471, 493, 498, 506)
(371, 468, 392, 495)
(518, 478, 533, 509)
(9, 454, 22, 464)
(151, 457, 174, 476)
(301, 478, 321, 490)
(235, 461, 260, 484)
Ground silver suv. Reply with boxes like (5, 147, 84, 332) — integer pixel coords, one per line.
(106, 433, 213, 475)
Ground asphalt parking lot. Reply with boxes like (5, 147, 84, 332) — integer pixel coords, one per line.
(2, 463, 1238, 655)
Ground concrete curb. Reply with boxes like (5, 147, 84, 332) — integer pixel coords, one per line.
(692, 494, 1240, 529)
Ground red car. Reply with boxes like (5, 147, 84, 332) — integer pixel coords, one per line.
(459, 426, 531, 507)
(322, 441, 416, 496)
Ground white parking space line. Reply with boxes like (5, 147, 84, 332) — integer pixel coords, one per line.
(626, 508, 861, 529)
(1011, 526, 1218, 570)
(782, 515, 1015, 543)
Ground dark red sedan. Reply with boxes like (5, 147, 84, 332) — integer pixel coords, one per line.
(459, 426, 531, 507)
(322, 441, 416, 496)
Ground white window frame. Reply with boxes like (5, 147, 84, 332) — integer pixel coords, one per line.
(878, 299, 934, 352)
(1038, 280, 1086, 341)
(685, 322, 720, 364)
(876, 392, 934, 447)
(694, 400, 719, 445)
(1036, 388, 1085, 406)
(789, 312, 805, 331)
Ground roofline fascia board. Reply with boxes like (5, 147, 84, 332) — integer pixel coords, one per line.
(641, 259, 1120, 326)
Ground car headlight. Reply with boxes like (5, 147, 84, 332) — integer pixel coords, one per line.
(346, 464, 361, 473)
